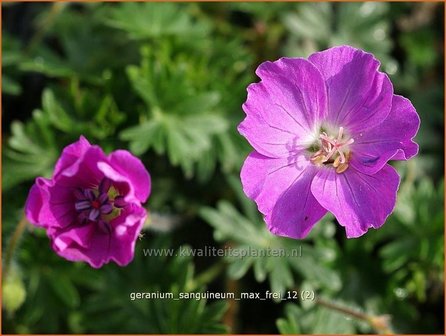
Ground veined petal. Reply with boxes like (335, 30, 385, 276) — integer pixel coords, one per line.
(350, 95, 420, 175)
(49, 206, 145, 268)
(309, 45, 393, 133)
(238, 58, 327, 158)
(25, 178, 52, 227)
(53, 136, 91, 177)
(56, 146, 107, 189)
(311, 165, 400, 238)
(84, 206, 146, 268)
(241, 151, 326, 238)
(52, 225, 94, 252)
(108, 150, 151, 203)
(240, 151, 273, 200)
(25, 177, 76, 229)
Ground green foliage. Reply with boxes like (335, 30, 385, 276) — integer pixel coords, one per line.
(83, 237, 228, 334)
(20, 4, 130, 83)
(2, 33, 24, 95)
(12, 234, 228, 334)
(381, 177, 444, 302)
(120, 45, 228, 178)
(277, 303, 360, 334)
(282, 2, 396, 73)
(105, 2, 209, 40)
(3, 109, 58, 190)
(3, 85, 125, 190)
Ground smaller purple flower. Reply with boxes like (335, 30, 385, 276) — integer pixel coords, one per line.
(238, 45, 420, 239)
(25, 136, 151, 268)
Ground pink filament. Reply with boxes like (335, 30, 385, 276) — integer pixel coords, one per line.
(319, 127, 354, 163)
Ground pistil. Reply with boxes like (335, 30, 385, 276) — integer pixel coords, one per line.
(310, 127, 354, 173)
(74, 178, 126, 231)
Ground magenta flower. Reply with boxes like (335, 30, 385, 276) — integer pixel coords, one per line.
(239, 46, 420, 238)
(25, 136, 151, 268)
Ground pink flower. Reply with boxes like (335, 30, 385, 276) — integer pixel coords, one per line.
(25, 136, 151, 268)
(238, 46, 420, 239)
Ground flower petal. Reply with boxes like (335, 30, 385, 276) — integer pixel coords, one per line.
(84, 206, 146, 268)
(53, 136, 91, 177)
(51, 224, 94, 252)
(108, 150, 151, 203)
(74, 188, 86, 200)
(311, 165, 400, 238)
(56, 146, 107, 188)
(49, 205, 145, 268)
(25, 178, 51, 227)
(25, 177, 75, 229)
(238, 58, 327, 158)
(350, 95, 420, 174)
(240, 151, 272, 200)
(241, 151, 326, 238)
(309, 45, 393, 133)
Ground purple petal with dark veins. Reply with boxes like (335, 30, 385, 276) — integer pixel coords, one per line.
(240, 151, 327, 238)
(310, 164, 400, 238)
(74, 188, 86, 200)
(238, 58, 327, 158)
(308, 45, 393, 133)
(350, 95, 420, 175)
(98, 220, 112, 234)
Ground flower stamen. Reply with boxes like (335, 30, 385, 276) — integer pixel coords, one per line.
(74, 178, 126, 229)
(310, 126, 354, 173)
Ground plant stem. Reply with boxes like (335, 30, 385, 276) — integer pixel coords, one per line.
(186, 260, 226, 292)
(223, 277, 240, 333)
(4, 215, 28, 279)
(26, 3, 66, 54)
(315, 297, 394, 334)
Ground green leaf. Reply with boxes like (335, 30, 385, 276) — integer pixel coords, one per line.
(3, 113, 58, 190)
(83, 237, 229, 333)
(105, 2, 208, 40)
(47, 276, 80, 308)
(283, 3, 394, 69)
(121, 46, 229, 178)
(276, 304, 301, 334)
(277, 302, 358, 334)
(2, 75, 22, 95)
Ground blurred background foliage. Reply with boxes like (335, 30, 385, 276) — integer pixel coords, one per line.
(2, 2, 444, 334)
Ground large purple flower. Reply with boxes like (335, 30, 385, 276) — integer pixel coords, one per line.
(25, 136, 151, 268)
(238, 45, 420, 239)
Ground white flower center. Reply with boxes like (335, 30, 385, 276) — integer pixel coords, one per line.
(310, 127, 354, 174)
